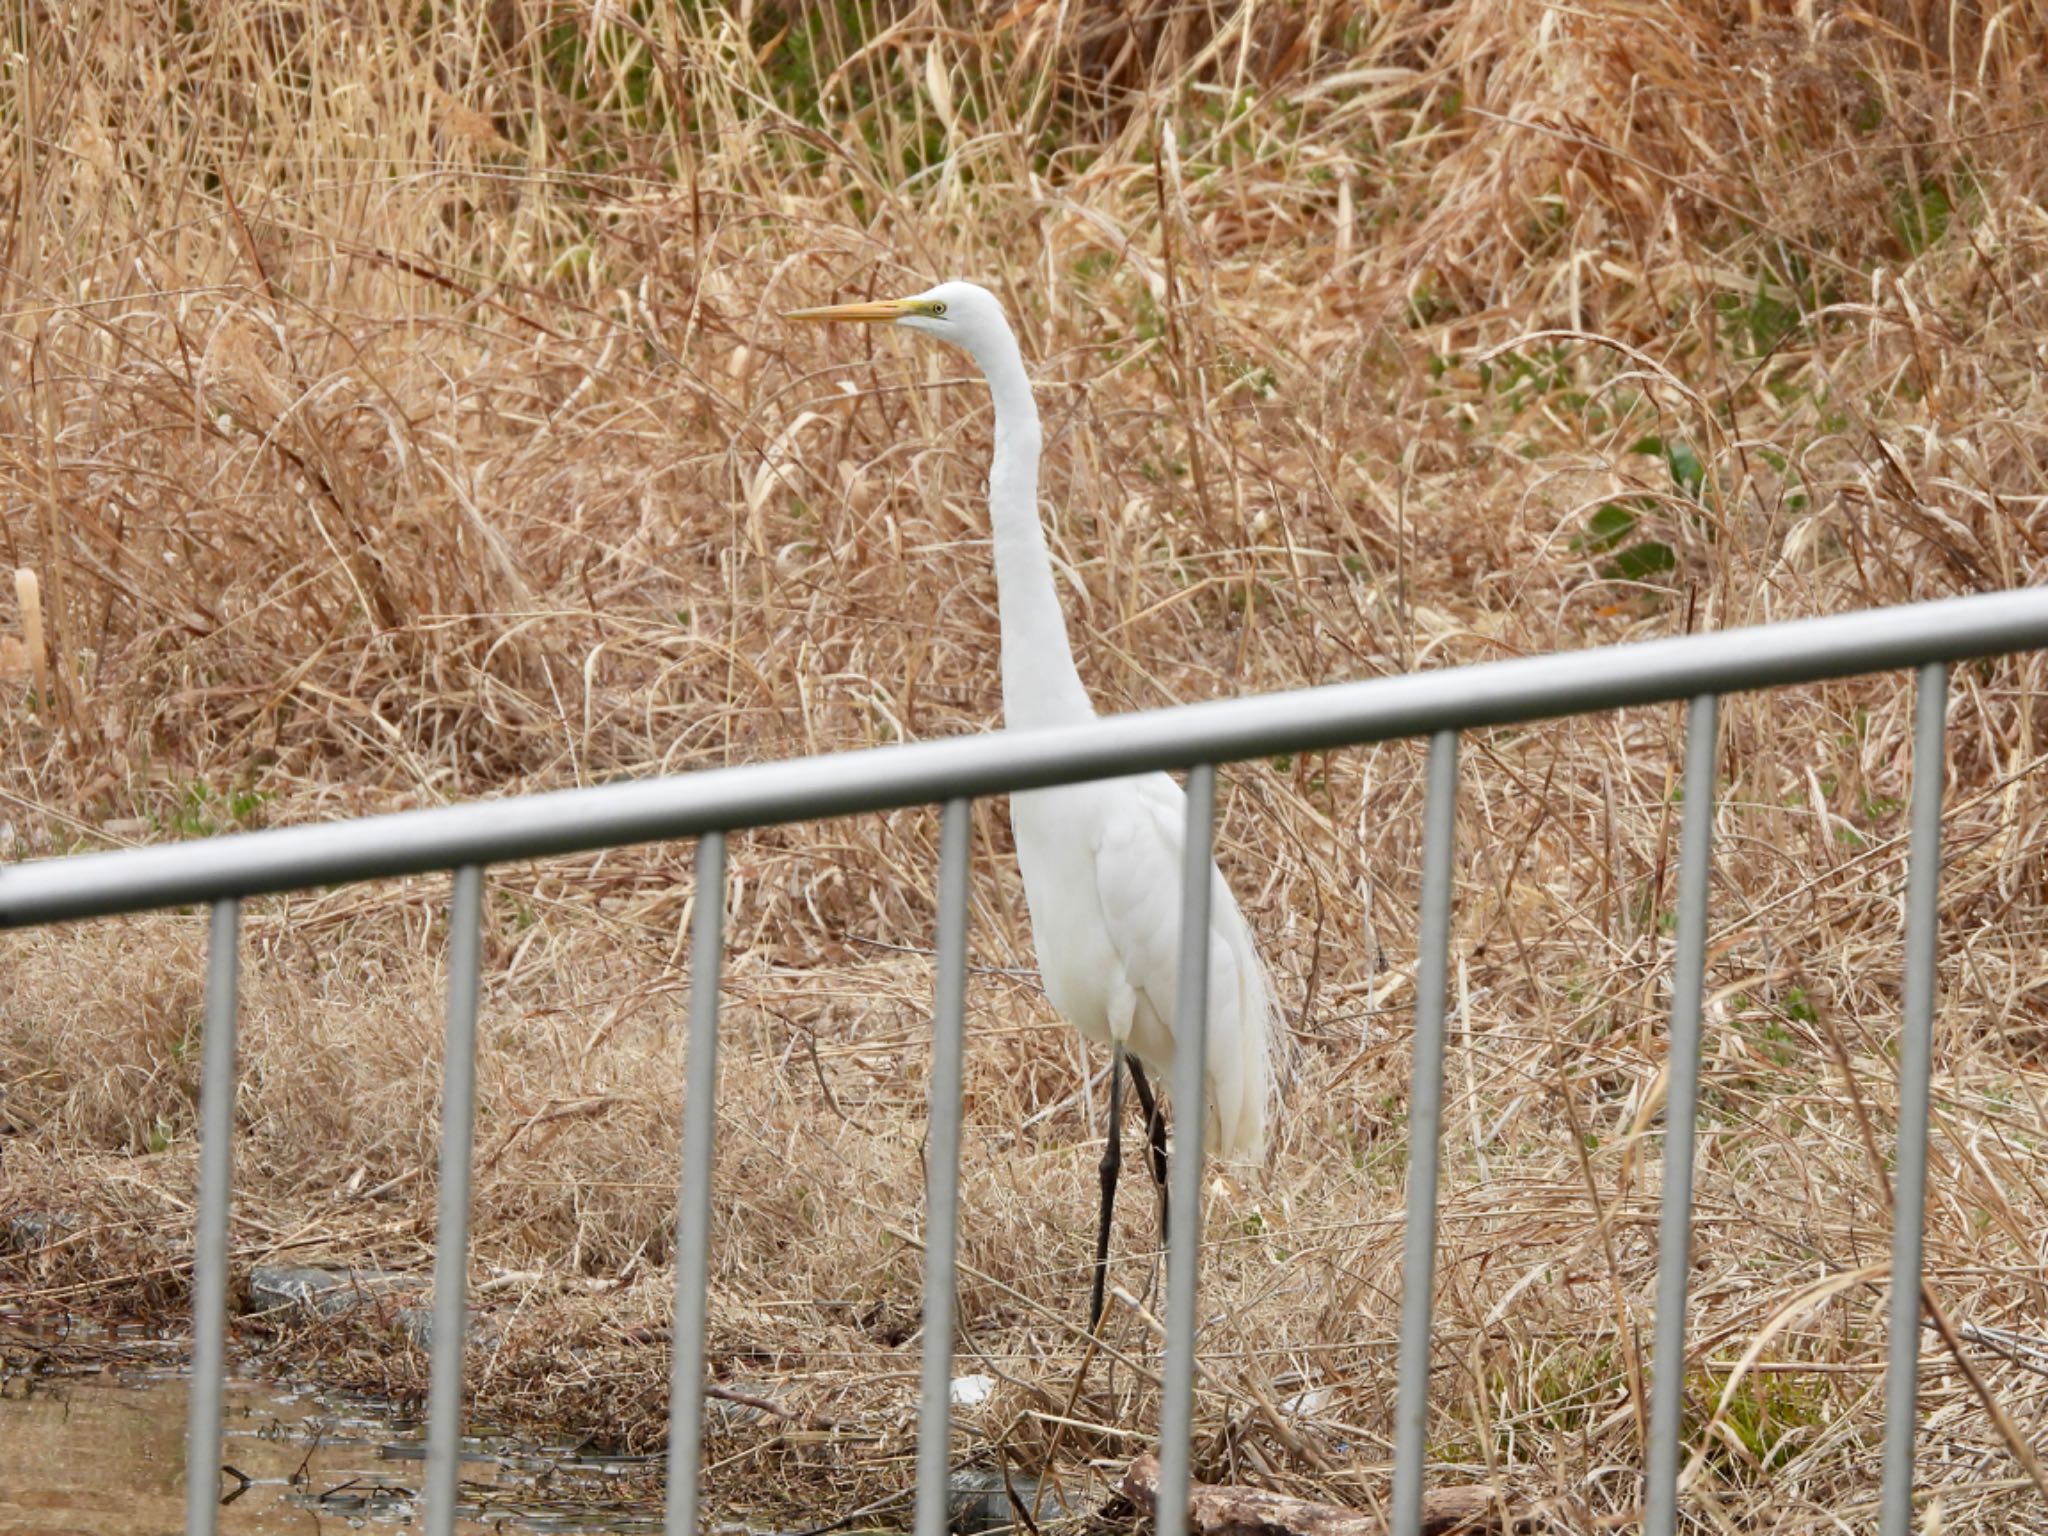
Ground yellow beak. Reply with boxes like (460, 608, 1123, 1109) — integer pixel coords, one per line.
(783, 297, 917, 324)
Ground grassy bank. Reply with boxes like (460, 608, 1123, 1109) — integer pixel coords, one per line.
(6, 1, 2048, 1527)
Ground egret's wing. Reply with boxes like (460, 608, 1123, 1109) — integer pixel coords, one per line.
(1090, 775, 1266, 1157)
(1089, 776, 1190, 1046)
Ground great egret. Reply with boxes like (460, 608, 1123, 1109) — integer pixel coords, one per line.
(787, 282, 1276, 1328)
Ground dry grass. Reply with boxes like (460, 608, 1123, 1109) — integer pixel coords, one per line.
(6, 0, 2048, 1528)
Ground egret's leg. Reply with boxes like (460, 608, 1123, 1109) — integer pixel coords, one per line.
(1089, 1045, 1126, 1333)
(1125, 1056, 1169, 1238)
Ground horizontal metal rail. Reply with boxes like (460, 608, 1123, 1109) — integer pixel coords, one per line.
(4, 588, 2046, 925)
(7, 589, 2034, 1535)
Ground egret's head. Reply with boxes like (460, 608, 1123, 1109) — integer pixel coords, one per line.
(785, 280, 1010, 359)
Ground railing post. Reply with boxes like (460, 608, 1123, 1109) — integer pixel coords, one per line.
(1155, 764, 1218, 1536)
(913, 800, 974, 1536)
(666, 832, 729, 1536)
(1390, 731, 1460, 1536)
(1644, 694, 1719, 1534)
(424, 865, 486, 1533)
(184, 897, 240, 1536)
(1881, 661, 1947, 1536)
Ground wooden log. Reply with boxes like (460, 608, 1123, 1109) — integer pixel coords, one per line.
(1121, 1452, 1507, 1536)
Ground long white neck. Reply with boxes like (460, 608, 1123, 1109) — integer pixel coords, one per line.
(967, 329, 1095, 730)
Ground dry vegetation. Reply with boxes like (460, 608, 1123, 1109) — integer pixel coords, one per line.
(5, 0, 2048, 1529)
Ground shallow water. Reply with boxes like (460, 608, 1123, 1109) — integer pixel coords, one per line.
(0, 1367, 662, 1533)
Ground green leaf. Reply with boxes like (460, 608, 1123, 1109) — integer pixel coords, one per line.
(1665, 440, 1705, 500)
(1577, 502, 1638, 552)
(1602, 541, 1676, 581)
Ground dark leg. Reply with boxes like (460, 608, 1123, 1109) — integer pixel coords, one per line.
(1126, 1056, 1170, 1239)
(1089, 1046, 1126, 1333)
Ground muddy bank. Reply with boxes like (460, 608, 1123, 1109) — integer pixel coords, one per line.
(1, 1320, 1104, 1535)
(0, 1332, 666, 1533)
(0, 1291, 1119, 1536)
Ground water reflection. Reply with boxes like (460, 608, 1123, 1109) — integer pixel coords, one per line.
(0, 1368, 661, 1533)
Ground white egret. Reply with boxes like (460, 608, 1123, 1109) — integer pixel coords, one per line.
(787, 282, 1276, 1328)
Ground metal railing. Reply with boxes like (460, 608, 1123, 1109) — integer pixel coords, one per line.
(5, 588, 2047, 1536)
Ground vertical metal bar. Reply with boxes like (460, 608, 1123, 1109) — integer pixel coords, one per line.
(184, 897, 239, 1536)
(913, 800, 974, 1536)
(1155, 763, 1218, 1536)
(1881, 661, 1947, 1536)
(666, 831, 728, 1536)
(424, 865, 485, 1534)
(1644, 694, 1720, 1536)
(1391, 730, 1459, 1536)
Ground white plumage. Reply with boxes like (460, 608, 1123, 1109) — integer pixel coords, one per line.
(1017, 772, 1273, 1158)
(787, 280, 1276, 1162)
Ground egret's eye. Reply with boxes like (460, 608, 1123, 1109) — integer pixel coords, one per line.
(929, 301, 947, 316)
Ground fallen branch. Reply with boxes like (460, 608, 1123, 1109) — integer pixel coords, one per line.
(705, 1381, 844, 1431)
(1122, 1453, 1508, 1536)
